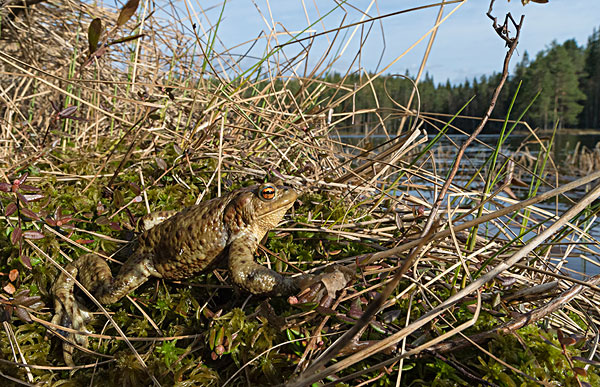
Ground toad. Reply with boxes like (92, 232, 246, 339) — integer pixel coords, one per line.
(51, 180, 310, 365)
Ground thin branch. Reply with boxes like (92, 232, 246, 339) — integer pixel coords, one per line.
(431, 274, 600, 353)
(420, 5, 524, 237)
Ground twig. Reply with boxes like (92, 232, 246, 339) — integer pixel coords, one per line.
(420, 4, 524, 237)
(430, 274, 600, 353)
(294, 222, 439, 379)
(287, 180, 600, 386)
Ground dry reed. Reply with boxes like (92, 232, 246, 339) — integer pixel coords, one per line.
(1, 0, 599, 385)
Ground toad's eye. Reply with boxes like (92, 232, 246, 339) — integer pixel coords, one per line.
(259, 184, 277, 201)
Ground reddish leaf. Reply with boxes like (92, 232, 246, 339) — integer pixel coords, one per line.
(8, 269, 18, 282)
(315, 306, 336, 316)
(20, 256, 32, 270)
(573, 367, 587, 377)
(559, 336, 577, 346)
(382, 309, 403, 324)
(202, 308, 215, 319)
(96, 216, 109, 225)
(109, 222, 121, 231)
(16, 173, 28, 185)
(89, 44, 107, 61)
(173, 143, 183, 155)
(75, 239, 95, 245)
(538, 333, 557, 347)
(348, 299, 363, 319)
(23, 230, 45, 240)
(572, 356, 600, 366)
(3, 283, 15, 295)
(269, 168, 285, 180)
(128, 182, 141, 195)
(0, 182, 11, 192)
(19, 184, 40, 192)
(155, 157, 167, 170)
(17, 192, 29, 206)
(59, 105, 78, 118)
(88, 18, 103, 54)
(336, 314, 357, 324)
(117, 0, 140, 27)
(57, 215, 73, 226)
(45, 218, 57, 227)
(12, 289, 29, 300)
(21, 207, 40, 220)
(10, 227, 22, 245)
(23, 194, 44, 202)
(5, 202, 17, 216)
(38, 196, 50, 209)
(113, 189, 124, 207)
(14, 306, 31, 323)
(499, 276, 517, 287)
(15, 295, 41, 308)
(63, 115, 88, 122)
(1, 305, 13, 322)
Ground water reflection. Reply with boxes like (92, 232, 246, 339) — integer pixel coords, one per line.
(337, 132, 600, 277)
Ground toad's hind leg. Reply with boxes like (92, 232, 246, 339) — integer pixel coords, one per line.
(228, 235, 308, 296)
(51, 252, 159, 365)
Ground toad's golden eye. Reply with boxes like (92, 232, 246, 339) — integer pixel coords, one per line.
(259, 184, 277, 201)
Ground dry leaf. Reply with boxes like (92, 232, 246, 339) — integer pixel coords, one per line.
(88, 18, 102, 54)
(3, 283, 16, 294)
(117, 0, 140, 27)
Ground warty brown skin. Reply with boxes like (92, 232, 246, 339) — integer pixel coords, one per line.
(51, 181, 304, 365)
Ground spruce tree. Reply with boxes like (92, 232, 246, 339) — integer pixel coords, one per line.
(582, 28, 600, 128)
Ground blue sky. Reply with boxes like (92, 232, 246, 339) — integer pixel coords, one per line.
(187, 0, 598, 84)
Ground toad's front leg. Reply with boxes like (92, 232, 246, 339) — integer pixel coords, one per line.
(51, 252, 160, 366)
(227, 234, 310, 296)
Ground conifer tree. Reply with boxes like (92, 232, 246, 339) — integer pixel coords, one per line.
(582, 28, 600, 128)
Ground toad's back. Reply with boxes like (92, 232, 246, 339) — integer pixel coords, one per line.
(139, 195, 233, 279)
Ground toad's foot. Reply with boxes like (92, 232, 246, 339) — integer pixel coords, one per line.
(51, 263, 93, 367)
(293, 265, 355, 307)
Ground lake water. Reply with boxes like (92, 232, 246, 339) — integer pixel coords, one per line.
(338, 131, 600, 277)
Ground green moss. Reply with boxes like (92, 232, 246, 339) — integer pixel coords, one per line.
(1, 140, 598, 386)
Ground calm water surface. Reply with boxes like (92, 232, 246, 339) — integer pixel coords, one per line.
(338, 131, 600, 277)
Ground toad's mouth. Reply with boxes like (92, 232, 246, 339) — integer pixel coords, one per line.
(256, 202, 295, 220)
(256, 192, 297, 218)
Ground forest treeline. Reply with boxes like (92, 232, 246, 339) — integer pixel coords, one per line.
(321, 27, 600, 133)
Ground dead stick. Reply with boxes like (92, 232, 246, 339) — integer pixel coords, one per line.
(431, 274, 600, 353)
(288, 179, 600, 387)
(420, 9, 524, 237)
